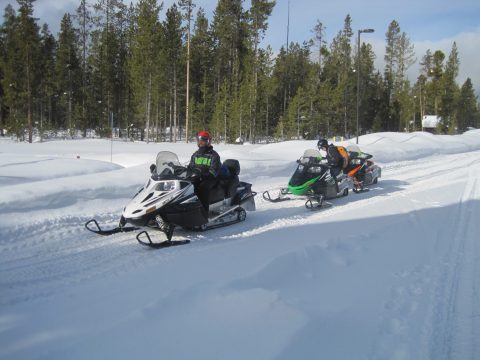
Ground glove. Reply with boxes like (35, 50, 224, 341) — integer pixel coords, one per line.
(188, 168, 202, 183)
(149, 164, 156, 174)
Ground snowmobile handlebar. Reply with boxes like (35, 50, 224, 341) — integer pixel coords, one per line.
(186, 167, 203, 182)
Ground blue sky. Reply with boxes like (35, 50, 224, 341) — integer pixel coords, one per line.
(2, 0, 479, 93)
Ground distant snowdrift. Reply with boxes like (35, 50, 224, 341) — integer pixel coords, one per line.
(341, 130, 480, 163)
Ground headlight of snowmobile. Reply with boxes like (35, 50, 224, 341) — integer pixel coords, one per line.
(307, 166, 323, 173)
(155, 181, 176, 192)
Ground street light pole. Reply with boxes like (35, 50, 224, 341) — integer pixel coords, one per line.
(356, 28, 374, 144)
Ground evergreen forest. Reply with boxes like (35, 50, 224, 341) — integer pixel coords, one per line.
(1, 0, 479, 143)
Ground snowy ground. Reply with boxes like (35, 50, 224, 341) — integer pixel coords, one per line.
(1, 130, 480, 360)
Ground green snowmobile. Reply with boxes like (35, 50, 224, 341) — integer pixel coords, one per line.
(262, 149, 353, 209)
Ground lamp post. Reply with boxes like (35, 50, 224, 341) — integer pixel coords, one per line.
(356, 28, 374, 144)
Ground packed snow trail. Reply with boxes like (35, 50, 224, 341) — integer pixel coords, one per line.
(0, 136, 480, 360)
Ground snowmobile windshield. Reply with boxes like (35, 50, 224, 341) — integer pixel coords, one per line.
(346, 145, 373, 161)
(154, 151, 186, 179)
(288, 160, 327, 195)
(349, 152, 373, 162)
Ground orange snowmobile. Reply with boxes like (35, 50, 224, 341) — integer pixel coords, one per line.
(345, 145, 381, 193)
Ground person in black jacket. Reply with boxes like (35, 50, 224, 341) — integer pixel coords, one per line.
(188, 131, 221, 213)
(318, 138, 343, 191)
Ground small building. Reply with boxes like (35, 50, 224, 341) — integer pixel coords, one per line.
(422, 115, 441, 133)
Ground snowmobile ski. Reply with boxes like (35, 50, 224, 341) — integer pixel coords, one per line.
(262, 188, 291, 202)
(304, 195, 332, 210)
(85, 219, 138, 236)
(352, 184, 370, 193)
(136, 230, 190, 249)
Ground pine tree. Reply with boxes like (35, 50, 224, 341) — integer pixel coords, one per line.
(322, 15, 353, 135)
(384, 20, 415, 131)
(312, 20, 325, 79)
(211, 0, 248, 88)
(163, 3, 184, 142)
(74, 0, 93, 136)
(190, 8, 213, 133)
(0, 25, 4, 136)
(440, 42, 460, 133)
(456, 78, 478, 131)
(248, 0, 275, 142)
(38, 24, 56, 140)
(428, 50, 445, 116)
(210, 0, 249, 141)
(256, 46, 275, 138)
(92, 0, 126, 134)
(284, 86, 308, 138)
(129, 0, 162, 142)
(178, 0, 196, 142)
(16, 0, 41, 142)
(358, 43, 378, 134)
(56, 13, 80, 135)
(0, 4, 20, 137)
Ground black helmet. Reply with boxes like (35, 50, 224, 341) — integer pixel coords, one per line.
(317, 139, 328, 150)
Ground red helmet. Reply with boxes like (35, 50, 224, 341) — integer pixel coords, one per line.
(197, 131, 211, 146)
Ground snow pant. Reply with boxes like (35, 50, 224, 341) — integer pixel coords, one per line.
(330, 167, 342, 192)
(194, 177, 218, 213)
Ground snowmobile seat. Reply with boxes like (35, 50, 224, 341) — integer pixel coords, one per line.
(222, 159, 240, 176)
(221, 175, 239, 198)
(219, 159, 241, 198)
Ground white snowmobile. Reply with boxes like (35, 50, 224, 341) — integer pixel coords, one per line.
(85, 151, 256, 248)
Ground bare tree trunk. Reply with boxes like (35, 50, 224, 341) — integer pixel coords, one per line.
(203, 73, 207, 130)
(106, 0, 110, 134)
(155, 101, 159, 142)
(173, 63, 177, 142)
(224, 99, 227, 143)
(27, 46, 33, 143)
(185, 3, 191, 143)
(164, 98, 167, 142)
(82, 0, 87, 137)
(145, 74, 152, 143)
(266, 96, 269, 138)
(239, 108, 242, 140)
(248, 101, 252, 141)
(0, 97, 4, 136)
(169, 93, 172, 142)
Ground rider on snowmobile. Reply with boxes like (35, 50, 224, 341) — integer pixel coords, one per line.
(188, 131, 221, 213)
(317, 138, 343, 191)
